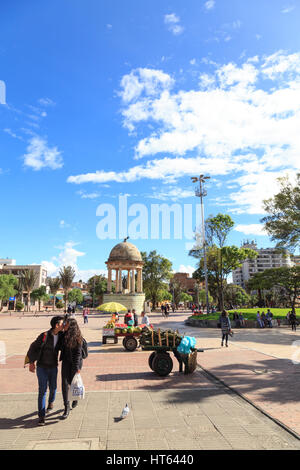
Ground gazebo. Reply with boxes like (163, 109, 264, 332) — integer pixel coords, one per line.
(102, 239, 145, 312)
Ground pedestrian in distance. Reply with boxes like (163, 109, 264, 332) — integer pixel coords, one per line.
(290, 310, 297, 331)
(266, 310, 273, 328)
(219, 310, 232, 347)
(59, 317, 84, 419)
(238, 313, 245, 327)
(132, 309, 138, 327)
(124, 309, 133, 325)
(141, 311, 150, 326)
(83, 308, 88, 324)
(25, 316, 64, 426)
(261, 311, 267, 327)
(256, 311, 264, 328)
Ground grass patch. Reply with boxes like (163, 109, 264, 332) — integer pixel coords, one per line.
(188, 308, 300, 321)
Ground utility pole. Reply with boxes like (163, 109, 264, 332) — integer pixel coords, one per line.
(191, 174, 210, 314)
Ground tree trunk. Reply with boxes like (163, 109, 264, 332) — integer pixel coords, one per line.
(28, 292, 31, 312)
(53, 294, 56, 311)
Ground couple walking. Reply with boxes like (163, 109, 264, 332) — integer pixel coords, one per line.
(26, 315, 85, 426)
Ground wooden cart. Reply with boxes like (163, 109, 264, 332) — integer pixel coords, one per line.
(102, 324, 150, 351)
(141, 344, 200, 377)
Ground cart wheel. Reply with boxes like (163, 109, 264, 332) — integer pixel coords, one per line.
(123, 336, 138, 351)
(122, 337, 126, 347)
(148, 352, 156, 370)
(152, 352, 173, 376)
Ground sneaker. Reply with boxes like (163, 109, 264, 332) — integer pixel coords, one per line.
(72, 401, 78, 409)
(221, 342, 224, 347)
(226, 343, 228, 347)
(38, 417, 45, 426)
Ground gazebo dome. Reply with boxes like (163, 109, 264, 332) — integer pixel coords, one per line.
(108, 241, 142, 263)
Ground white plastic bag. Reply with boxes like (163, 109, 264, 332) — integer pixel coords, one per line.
(70, 373, 85, 400)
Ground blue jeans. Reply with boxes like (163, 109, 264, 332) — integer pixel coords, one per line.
(36, 366, 58, 417)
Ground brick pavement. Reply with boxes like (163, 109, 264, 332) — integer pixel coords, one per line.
(1, 311, 300, 449)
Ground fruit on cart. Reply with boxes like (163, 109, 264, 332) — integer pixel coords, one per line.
(122, 328, 128, 334)
(140, 327, 182, 347)
(127, 327, 134, 333)
(115, 328, 121, 334)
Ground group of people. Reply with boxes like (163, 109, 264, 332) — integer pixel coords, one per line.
(256, 310, 274, 328)
(26, 315, 85, 426)
(123, 309, 150, 326)
(232, 312, 246, 327)
(161, 303, 175, 317)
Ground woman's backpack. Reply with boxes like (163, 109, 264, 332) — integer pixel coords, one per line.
(81, 338, 88, 359)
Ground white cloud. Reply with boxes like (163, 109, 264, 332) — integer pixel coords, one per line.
(281, 5, 295, 13)
(38, 97, 56, 107)
(23, 136, 63, 171)
(42, 241, 106, 282)
(59, 220, 71, 229)
(68, 51, 300, 215)
(234, 224, 268, 236)
(119, 68, 174, 105)
(204, 0, 215, 10)
(178, 265, 195, 276)
(164, 13, 184, 35)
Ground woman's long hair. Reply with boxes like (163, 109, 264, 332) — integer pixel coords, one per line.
(64, 318, 83, 349)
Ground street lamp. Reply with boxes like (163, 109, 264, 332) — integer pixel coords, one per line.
(191, 174, 210, 314)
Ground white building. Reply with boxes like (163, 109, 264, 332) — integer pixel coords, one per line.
(232, 241, 293, 289)
(0, 260, 47, 310)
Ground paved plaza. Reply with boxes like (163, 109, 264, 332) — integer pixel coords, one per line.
(1, 311, 300, 450)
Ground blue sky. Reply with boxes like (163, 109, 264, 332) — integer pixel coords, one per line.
(0, 0, 299, 280)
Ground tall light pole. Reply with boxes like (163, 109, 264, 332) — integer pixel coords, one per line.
(191, 174, 210, 314)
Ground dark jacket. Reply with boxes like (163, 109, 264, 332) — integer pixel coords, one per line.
(133, 313, 138, 327)
(27, 329, 62, 369)
(59, 333, 83, 372)
(219, 315, 231, 333)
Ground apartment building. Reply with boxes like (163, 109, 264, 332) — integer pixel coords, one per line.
(0, 259, 47, 309)
(232, 241, 293, 289)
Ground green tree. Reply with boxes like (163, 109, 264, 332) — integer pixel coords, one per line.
(31, 285, 50, 312)
(169, 278, 183, 307)
(0, 274, 18, 310)
(68, 288, 84, 306)
(190, 214, 236, 310)
(246, 271, 274, 307)
(223, 284, 250, 309)
(259, 266, 300, 311)
(192, 245, 257, 311)
(141, 250, 173, 310)
(180, 292, 194, 305)
(59, 266, 76, 311)
(261, 173, 300, 251)
(197, 289, 213, 307)
(48, 277, 61, 311)
(87, 275, 109, 306)
(21, 269, 38, 312)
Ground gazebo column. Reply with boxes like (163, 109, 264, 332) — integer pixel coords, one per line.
(118, 268, 122, 293)
(131, 269, 135, 293)
(115, 269, 119, 293)
(127, 269, 131, 292)
(107, 268, 112, 293)
(137, 268, 143, 293)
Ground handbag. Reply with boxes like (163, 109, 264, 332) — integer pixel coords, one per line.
(70, 373, 85, 400)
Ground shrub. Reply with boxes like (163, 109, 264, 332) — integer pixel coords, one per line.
(15, 301, 24, 311)
(56, 301, 64, 309)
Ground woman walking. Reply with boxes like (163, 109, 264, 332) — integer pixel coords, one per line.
(60, 317, 83, 419)
(219, 310, 232, 347)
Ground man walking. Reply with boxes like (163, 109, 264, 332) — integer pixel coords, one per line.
(290, 310, 297, 331)
(26, 316, 64, 426)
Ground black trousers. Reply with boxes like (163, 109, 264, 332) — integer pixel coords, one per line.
(222, 333, 229, 343)
(291, 323, 297, 331)
(61, 361, 77, 406)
